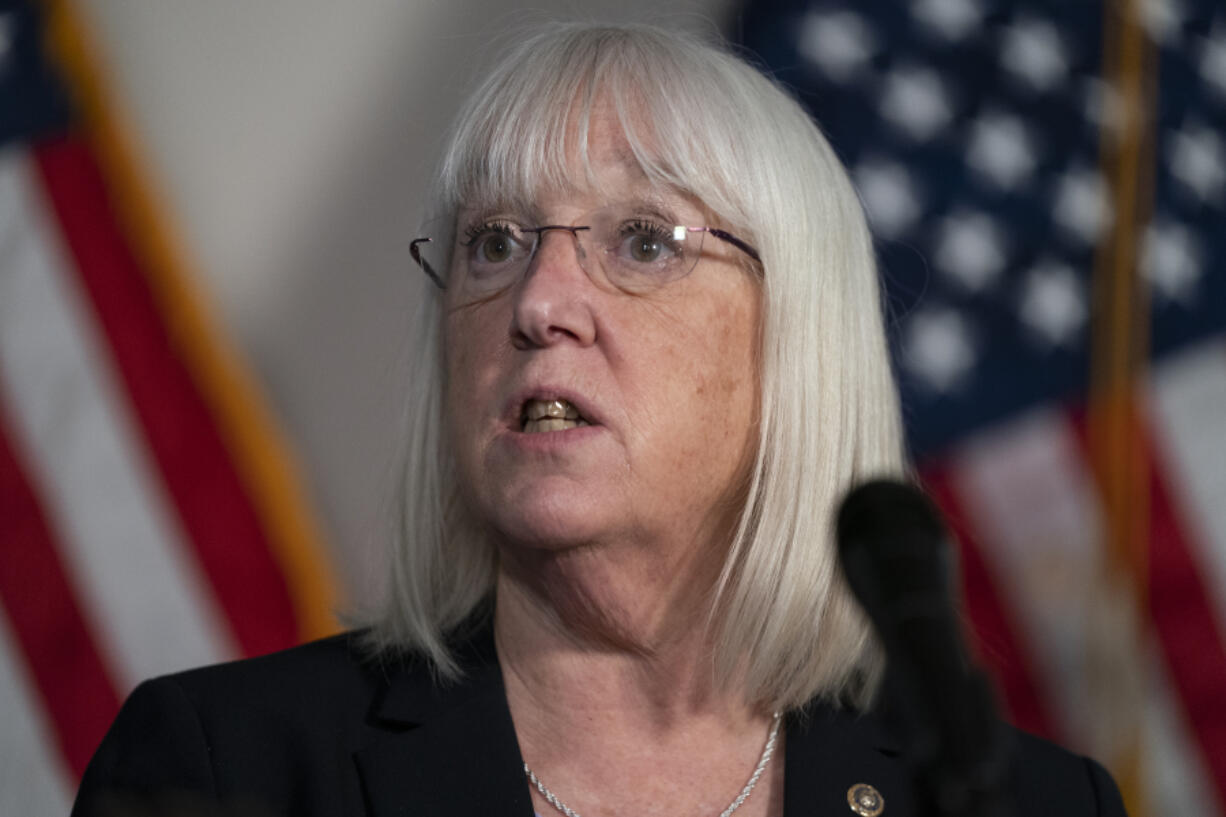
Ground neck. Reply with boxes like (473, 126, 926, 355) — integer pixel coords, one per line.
(493, 530, 738, 721)
(493, 550, 783, 817)
(495, 575, 734, 727)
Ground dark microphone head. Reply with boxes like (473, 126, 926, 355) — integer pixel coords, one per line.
(836, 479, 955, 642)
(837, 478, 945, 546)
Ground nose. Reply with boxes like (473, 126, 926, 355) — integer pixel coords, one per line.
(509, 228, 597, 350)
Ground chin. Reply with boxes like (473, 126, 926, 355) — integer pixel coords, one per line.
(500, 502, 610, 554)
(496, 509, 605, 551)
(487, 488, 613, 551)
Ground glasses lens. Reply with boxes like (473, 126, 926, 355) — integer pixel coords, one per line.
(455, 219, 536, 295)
(587, 204, 704, 291)
(415, 218, 536, 294)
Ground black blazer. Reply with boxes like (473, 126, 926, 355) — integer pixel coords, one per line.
(73, 628, 1127, 817)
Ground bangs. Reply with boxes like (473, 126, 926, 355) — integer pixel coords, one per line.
(434, 25, 747, 226)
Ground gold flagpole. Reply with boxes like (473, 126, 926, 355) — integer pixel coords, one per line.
(1088, 1, 1157, 813)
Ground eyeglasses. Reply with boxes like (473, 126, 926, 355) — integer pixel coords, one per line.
(410, 202, 760, 295)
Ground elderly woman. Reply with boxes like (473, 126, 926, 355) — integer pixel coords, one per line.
(74, 22, 1125, 817)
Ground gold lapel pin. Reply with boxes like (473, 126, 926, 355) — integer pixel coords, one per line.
(847, 783, 885, 816)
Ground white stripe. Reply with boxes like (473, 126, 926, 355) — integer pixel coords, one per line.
(1148, 338, 1226, 633)
(0, 610, 75, 817)
(0, 150, 235, 693)
(948, 407, 1110, 751)
(1140, 643, 1222, 817)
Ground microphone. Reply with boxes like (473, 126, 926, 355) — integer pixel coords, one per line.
(837, 479, 1010, 817)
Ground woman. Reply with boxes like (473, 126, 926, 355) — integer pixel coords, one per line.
(74, 23, 1125, 817)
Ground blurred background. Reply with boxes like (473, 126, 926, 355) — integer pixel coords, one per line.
(2, 0, 1223, 815)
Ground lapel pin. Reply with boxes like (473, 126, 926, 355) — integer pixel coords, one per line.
(847, 782, 884, 816)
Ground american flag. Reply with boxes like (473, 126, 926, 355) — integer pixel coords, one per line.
(0, 0, 339, 812)
(737, 0, 1226, 815)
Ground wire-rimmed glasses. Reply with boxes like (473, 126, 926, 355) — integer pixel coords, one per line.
(410, 202, 761, 295)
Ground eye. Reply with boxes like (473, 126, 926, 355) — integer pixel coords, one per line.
(617, 220, 680, 265)
(479, 233, 513, 263)
(461, 221, 526, 271)
(628, 233, 662, 262)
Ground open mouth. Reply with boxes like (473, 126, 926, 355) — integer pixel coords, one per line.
(520, 398, 592, 433)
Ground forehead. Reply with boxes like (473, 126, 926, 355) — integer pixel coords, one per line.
(462, 180, 694, 221)
(455, 99, 704, 217)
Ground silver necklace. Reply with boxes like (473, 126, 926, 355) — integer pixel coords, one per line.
(524, 711, 783, 817)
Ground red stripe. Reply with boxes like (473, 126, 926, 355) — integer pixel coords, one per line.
(1144, 429, 1226, 806)
(0, 394, 122, 779)
(1066, 408, 1226, 806)
(31, 135, 298, 657)
(920, 459, 1060, 741)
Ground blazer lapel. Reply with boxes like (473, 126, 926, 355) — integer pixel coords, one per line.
(784, 702, 916, 817)
(354, 631, 535, 817)
(354, 630, 915, 817)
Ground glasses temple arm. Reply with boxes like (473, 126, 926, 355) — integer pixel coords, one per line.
(706, 228, 761, 264)
(410, 238, 446, 289)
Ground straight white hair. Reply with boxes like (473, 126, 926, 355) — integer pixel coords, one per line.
(364, 22, 907, 712)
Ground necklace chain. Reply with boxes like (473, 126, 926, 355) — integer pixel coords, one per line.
(524, 711, 783, 817)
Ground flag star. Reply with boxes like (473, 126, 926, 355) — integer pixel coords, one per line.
(935, 211, 1007, 292)
(854, 159, 923, 239)
(911, 0, 983, 41)
(903, 308, 977, 393)
(1053, 166, 1112, 244)
(1142, 219, 1202, 304)
(1000, 18, 1069, 92)
(1137, 0, 1184, 46)
(1201, 24, 1226, 97)
(798, 11, 877, 83)
(1168, 123, 1226, 204)
(966, 111, 1038, 190)
(1018, 262, 1086, 348)
(880, 66, 954, 140)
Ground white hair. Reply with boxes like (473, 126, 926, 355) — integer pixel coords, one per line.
(364, 22, 907, 711)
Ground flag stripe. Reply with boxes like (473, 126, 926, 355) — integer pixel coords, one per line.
(1141, 421, 1226, 808)
(0, 609, 75, 815)
(32, 137, 302, 658)
(42, 0, 339, 642)
(0, 396, 119, 778)
(0, 148, 233, 690)
(1140, 643, 1223, 817)
(1065, 402, 1226, 809)
(921, 460, 1058, 740)
(1149, 340, 1226, 636)
(944, 408, 1111, 750)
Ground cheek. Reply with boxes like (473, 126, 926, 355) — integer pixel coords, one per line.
(443, 307, 507, 450)
(651, 290, 760, 470)
(701, 300, 759, 441)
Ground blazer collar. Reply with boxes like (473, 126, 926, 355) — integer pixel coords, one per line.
(355, 625, 915, 817)
(354, 626, 535, 817)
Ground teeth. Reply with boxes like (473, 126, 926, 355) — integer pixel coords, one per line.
(523, 398, 581, 422)
(523, 417, 590, 434)
(520, 398, 589, 433)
